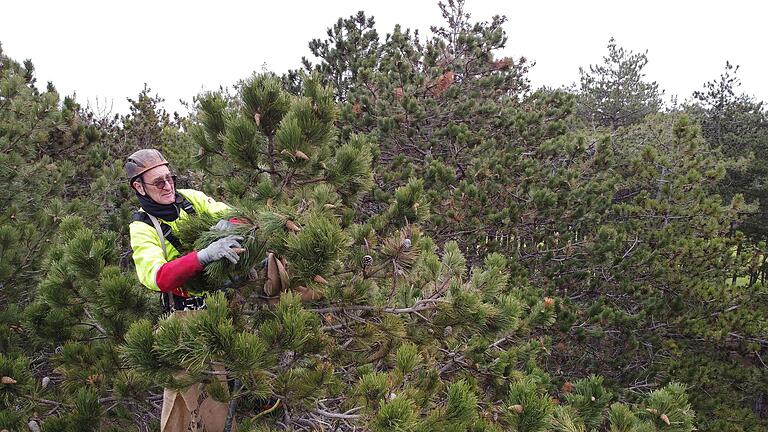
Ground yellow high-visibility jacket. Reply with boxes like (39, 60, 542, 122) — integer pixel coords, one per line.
(129, 189, 230, 293)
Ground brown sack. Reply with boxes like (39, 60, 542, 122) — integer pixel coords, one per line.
(264, 253, 281, 297)
(160, 310, 235, 432)
(275, 256, 290, 292)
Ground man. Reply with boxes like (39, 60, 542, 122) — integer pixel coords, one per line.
(126, 148, 240, 432)
(126, 148, 243, 311)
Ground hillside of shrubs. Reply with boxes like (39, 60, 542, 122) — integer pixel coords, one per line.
(1, 1, 767, 431)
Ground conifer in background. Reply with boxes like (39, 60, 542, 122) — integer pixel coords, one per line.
(575, 38, 663, 130)
(0, 43, 90, 303)
(687, 62, 768, 244)
(298, 2, 767, 429)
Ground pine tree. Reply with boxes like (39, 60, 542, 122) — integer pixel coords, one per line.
(0, 43, 80, 303)
(300, 2, 764, 429)
(576, 38, 663, 130)
(2, 216, 158, 431)
(302, 11, 381, 101)
(687, 62, 768, 244)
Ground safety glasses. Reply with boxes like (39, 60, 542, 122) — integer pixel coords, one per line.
(142, 175, 177, 189)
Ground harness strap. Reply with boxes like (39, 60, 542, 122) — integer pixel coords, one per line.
(147, 214, 167, 259)
(179, 197, 196, 214)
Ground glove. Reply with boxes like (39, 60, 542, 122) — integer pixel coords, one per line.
(211, 219, 236, 231)
(198, 235, 245, 265)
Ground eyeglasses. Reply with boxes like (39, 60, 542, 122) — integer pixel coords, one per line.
(142, 175, 176, 189)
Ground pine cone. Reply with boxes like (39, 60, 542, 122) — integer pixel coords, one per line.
(285, 220, 301, 232)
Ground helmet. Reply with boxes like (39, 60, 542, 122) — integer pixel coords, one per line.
(125, 149, 169, 183)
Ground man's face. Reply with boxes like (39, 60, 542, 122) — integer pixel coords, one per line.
(133, 165, 175, 205)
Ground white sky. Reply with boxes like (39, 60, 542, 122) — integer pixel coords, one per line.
(2, 1, 766, 116)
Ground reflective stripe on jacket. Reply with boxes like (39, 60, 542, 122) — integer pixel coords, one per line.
(129, 189, 230, 292)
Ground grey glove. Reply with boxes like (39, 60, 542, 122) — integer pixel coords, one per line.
(211, 219, 235, 231)
(197, 235, 245, 265)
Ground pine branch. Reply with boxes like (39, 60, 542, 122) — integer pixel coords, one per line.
(84, 308, 107, 336)
(294, 176, 327, 186)
(308, 298, 446, 314)
(314, 407, 362, 419)
(201, 369, 231, 376)
(440, 329, 521, 374)
(25, 395, 73, 409)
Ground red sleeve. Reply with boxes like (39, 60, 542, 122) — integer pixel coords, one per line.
(229, 218, 244, 224)
(155, 252, 203, 298)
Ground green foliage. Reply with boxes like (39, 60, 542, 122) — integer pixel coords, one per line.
(381, 178, 431, 228)
(224, 114, 268, 170)
(0, 353, 33, 412)
(608, 403, 642, 432)
(285, 216, 349, 282)
(0, 45, 92, 301)
(505, 376, 554, 431)
(70, 387, 103, 431)
(370, 396, 418, 432)
(576, 37, 662, 129)
(394, 342, 422, 375)
(121, 319, 161, 375)
(301, 11, 380, 99)
(550, 406, 586, 432)
(440, 380, 479, 428)
(639, 383, 695, 432)
(298, 3, 766, 428)
(687, 61, 768, 243)
(325, 136, 375, 204)
(15, 212, 155, 429)
(355, 371, 389, 405)
(563, 375, 612, 430)
(7, 2, 768, 430)
(261, 292, 322, 351)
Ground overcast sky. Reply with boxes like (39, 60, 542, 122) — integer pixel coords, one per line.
(2, 1, 766, 116)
